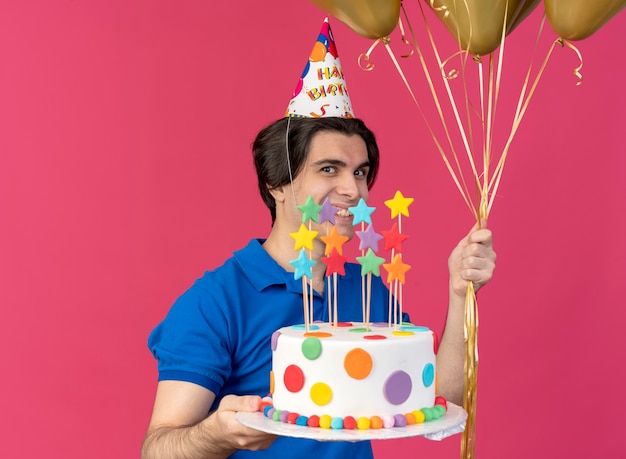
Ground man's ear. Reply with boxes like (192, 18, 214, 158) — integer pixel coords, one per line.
(268, 184, 286, 204)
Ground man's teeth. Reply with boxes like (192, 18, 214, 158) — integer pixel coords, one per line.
(336, 209, 353, 217)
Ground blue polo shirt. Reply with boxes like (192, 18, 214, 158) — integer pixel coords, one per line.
(148, 239, 394, 458)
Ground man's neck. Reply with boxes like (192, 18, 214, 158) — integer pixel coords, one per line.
(262, 223, 327, 294)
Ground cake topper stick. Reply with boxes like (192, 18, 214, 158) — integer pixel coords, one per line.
(289, 248, 316, 332)
(349, 198, 376, 324)
(321, 246, 348, 328)
(298, 197, 323, 326)
(303, 277, 310, 332)
(289, 220, 319, 332)
(356, 248, 385, 331)
(320, 219, 349, 326)
(383, 191, 414, 327)
(381, 220, 409, 327)
(356, 222, 383, 327)
(319, 198, 339, 324)
(383, 253, 411, 329)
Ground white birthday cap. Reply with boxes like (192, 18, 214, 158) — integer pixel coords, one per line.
(285, 18, 354, 118)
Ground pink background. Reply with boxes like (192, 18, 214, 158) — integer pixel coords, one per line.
(1, 1, 624, 458)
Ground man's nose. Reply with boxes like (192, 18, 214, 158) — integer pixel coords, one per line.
(336, 173, 359, 199)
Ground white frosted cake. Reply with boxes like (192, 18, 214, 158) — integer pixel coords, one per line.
(263, 321, 447, 429)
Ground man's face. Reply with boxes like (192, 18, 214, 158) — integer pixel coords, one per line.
(279, 131, 371, 241)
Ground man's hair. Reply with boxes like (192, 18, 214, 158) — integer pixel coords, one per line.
(252, 117, 380, 223)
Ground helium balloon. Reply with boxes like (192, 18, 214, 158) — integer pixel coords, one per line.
(544, 0, 626, 41)
(427, 0, 540, 56)
(307, 0, 401, 39)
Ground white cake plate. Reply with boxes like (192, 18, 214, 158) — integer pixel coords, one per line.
(236, 402, 466, 442)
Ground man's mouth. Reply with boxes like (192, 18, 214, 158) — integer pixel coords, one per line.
(336, 209, 353, 218)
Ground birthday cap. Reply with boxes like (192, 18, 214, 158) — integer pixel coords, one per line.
(285, 18, 354, 119)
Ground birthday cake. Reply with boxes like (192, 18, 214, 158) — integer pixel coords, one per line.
(265, 321, 447, 430)
(258, 190, 448, 430)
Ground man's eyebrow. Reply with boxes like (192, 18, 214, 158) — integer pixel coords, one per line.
(310, 159, 370, 169)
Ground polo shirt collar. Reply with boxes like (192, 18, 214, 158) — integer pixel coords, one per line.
(233, 239, 301, 294)
(233, 238, 357, 295)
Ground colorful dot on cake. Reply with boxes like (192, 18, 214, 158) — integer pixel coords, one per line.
(393, 414, 407, 427)
(279, 411, 290, 422)
(356, 417, 370, 430)
(399, 325, 429, 332)
(284, 365, 305, 393)
(296, 415, 308, 426)
(422, 362, 435, 387)
(405, 412, 416, 425)
(344, 348, 373, 380)
(302, 337, 322, 360)
(319, 414, 332, 429)
(348, 327, 368, 333)
(343, 416, 356, 429)
(392, 330, 414, 337)
(381, 414, 395, 428)
(272, 410, 282, 421)
(383, 370, 412, 405)
(303, 331, 332, 338)
(270, 331, 280, 351)
(307, 415, 320, 427)
(413, 410, 425, 423)
(432, 331, 439, 354)
(331, 417, 344, 429)
(287, 412, 299, 424)
(435, 395, 447, 409)
(370, 416, 383, 429)
(310, 382, 333, 406)
(433, 404, 446, 417)
(292, 324, 319, 331)
(363, 334, 386, 340)
(269, 371, 275, 394)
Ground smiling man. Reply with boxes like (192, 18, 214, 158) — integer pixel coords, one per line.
(142, 19, 496, 459)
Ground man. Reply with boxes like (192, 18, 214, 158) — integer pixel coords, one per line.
(142, 20, 496, 459)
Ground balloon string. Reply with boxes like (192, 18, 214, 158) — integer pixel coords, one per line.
(358, 38, 385, 71)
(487, 16, 559, 213)
(416, 1, 482, 213)
(428, 0, 449, 18)
(396, 13, 414, 59)
(375, 33, 476, 216)
(404, 3, 478, 218)
(460, 281, 479, 459)
(478, 2, 509, 221)
(460, 9, 510, 456)
(558, 38, 584, 85)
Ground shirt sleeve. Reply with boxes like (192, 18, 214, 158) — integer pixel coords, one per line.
(147, 280, 232, 395)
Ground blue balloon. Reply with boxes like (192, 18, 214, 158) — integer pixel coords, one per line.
(300, 61, 310, 79)
(317, 34, 329, 50)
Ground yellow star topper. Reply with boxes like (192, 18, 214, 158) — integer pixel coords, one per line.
(289, 223, 319, 251)
(384, 191, 414, 219)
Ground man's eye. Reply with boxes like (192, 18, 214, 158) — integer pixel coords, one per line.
(354, 169, 367, 177)
(322, 166, 336, 173)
